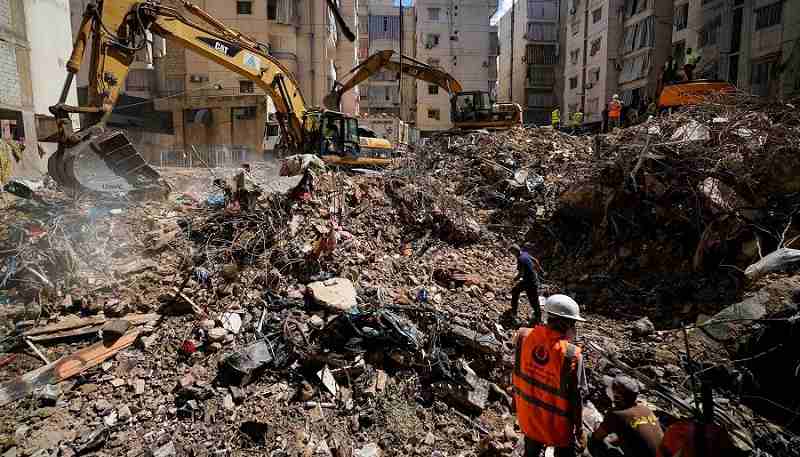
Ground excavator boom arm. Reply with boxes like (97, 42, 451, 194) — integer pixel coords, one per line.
(49, 0, 322, 195)
(71, 0, 307, 146)
(324, 50, 463, 109)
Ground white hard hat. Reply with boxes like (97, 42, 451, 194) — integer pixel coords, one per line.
(545, 294, 586, 322)
(613, 94, 620, 100)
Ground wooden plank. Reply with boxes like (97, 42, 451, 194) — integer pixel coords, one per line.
(0, 330, 139, 406)
(24, 313, 159, 337)
(27, 326, 102, 343)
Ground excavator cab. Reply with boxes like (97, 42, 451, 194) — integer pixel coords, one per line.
(303, 110, 393, 167)
(302, 110, 360, 158)
(451, 91, 523, 130)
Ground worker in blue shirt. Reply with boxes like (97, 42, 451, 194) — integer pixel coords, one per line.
(508, 244, 544, 324)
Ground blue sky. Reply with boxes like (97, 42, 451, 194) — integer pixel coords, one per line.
(491, 0, 513, 25)
(392, 0, 414, 6)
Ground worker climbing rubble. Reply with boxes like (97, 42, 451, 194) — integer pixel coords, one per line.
(513, 294, 588, 457)
(507, 244, 544, 325)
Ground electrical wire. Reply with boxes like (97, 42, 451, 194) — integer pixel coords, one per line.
(112, 80, 226, 110)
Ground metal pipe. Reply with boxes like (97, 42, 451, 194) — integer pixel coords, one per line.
(58, 73, 75, 105)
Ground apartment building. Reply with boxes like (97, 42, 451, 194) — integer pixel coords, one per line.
(357, 0, 417, 121)
(497, 0, 562, 125)
(563, 0, 623, 124)
(416, 0, 498, 132)
(1, 0, 78, 177)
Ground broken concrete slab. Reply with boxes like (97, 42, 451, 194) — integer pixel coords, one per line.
(631, 317, 655, 338)
(101, 319, 131, 341)
(700, 291, 769, 341)
(445, 324, 502, 356)
(219, 340, 274, 387)
(307, 277, 357, 312)
(354, 443, 382, 457)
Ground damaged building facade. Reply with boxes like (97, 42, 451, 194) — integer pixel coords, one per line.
(1, 0, 78, 177)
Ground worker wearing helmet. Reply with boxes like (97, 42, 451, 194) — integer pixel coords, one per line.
(609, 95, 622, 129)
(513, 294, 588, 457)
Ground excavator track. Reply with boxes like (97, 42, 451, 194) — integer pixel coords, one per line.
(48, 130, 170, 198)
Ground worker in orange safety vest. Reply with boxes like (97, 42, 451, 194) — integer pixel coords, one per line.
(609, 94, 622, 129)
(513, 294, 588, 457)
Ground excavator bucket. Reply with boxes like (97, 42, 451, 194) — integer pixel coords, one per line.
(48, 130, 170, 198)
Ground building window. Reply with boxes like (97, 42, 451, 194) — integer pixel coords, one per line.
(672, 41, 686, 66)
(237, 1, 252, 15)
(267, 0, 277, 20)
(526, 90, 555, 108)
(233, 106, 257, 120)
(369, 16, 400, 40)
(526, 66, 555, 86)
(162, 77, 185, 96)
(427, 109, 441, 120)
(751, 60, 775, 96)
(699, 16, 721, 47)
(619, 52, 653, 84)
(623, 0, 648, 18)
(755, 2, 782, 30)
(425, 34, 440, 48)
(570, 49, 580, 64)
(589, 67, 600, 83)
(526, 44, 558, 65)
(590, 37, 602, 56)
(622, 15, 655, 53)
(528, 0, 557, 20)
(428, 84, 439, 95)
(239, 81, 255, 94)
(428, 7, 440, 21)
(592, 8, 602, 23)
(674, 3, 688, 30)
(527, 22, 558, 41)
(569, 77, 578, 89)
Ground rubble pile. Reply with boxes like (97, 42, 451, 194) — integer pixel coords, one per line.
(1, 98, 800, 456)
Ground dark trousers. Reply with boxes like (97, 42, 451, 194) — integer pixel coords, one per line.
(525, 438, 577, 457)
(511, 281, 540, 323)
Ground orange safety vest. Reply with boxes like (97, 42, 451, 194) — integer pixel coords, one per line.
(513, 325, 581, 447)
(609, 101, 621, 119)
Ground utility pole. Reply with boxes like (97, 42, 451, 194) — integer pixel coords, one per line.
(510, 0, 515, 100)
(398, 0, 404, 121)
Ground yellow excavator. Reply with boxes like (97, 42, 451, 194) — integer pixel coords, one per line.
(45, 0, 393, 197)
(324, 50, 523, 131)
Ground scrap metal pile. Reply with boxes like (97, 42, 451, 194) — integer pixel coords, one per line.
(1, 96, 800, 457)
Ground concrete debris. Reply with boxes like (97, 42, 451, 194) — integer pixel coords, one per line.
(1, 96, 798, 457)
(307, 277, 357, 311)
(221, 312, 243, 334)
(101, 319, 131, 341)
(208, 327, 227, 342)
(354, 443, 382, 457)
(631, 317, 655, 338)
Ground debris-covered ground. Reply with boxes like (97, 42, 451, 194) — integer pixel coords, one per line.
(2, 96, 800, 457)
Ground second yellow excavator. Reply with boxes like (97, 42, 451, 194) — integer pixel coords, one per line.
(324, 50, 523, 131)
(45, 0, 393, 197)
